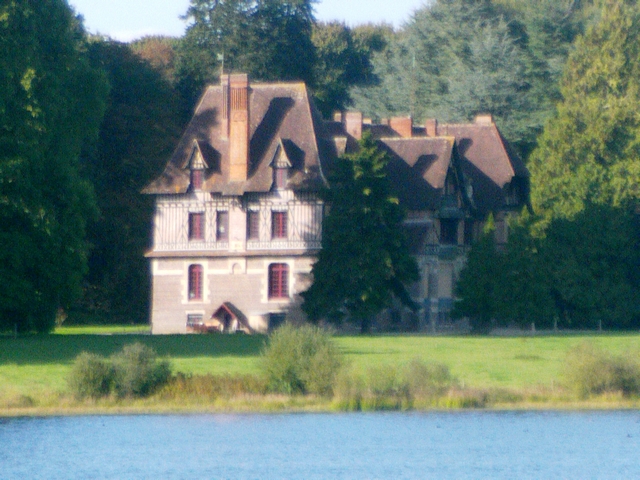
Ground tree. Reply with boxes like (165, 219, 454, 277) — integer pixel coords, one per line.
(311, 22, 389, 118)
(0, 0, 108, 332)
(301, 133, 420, 333)
(351, 0, 574, 159)
(529, 0, 640, 225)
(177, 0, 316, 106)
(540, 204, 640, 330)
(77, 40, 189, 323)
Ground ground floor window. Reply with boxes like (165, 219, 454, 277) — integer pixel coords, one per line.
(268, 263, 289, 299)
(188, 264, 203, 300)
(187, 313, 204, 327)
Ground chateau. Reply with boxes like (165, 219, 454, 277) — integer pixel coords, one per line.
(143, 74, 528, 334)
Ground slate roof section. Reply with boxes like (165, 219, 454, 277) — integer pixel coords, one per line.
(143, 81, 326, 195)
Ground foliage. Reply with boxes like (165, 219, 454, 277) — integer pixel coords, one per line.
(68, 352, 114, 399)
(75, 40, 188, 322)
(160, 372, 266, 399)
(333, 358, 455, 411)
(564, 342, 640, 397)
(130, 35, 181, 85)
(302, 133, 419, 332)
(177, 0, 316, 105)
(529, 0, 640, 224)
(541, 204, 640, 330)
(110, 343, 172, 398)
(454, 205, 640, 332)
(261, 323, 342, 396)
(68, 343, 171, 399)
(311, 22, 389, 118)
(0, 0, 108, 332)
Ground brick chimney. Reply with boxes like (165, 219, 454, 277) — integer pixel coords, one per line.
(474, 114, 493, 125)
(228, 74, 249, 182)
(389, 116, 413, 138)
(425, 118, 438, 137)
(221, 74, 230, 138)
(343, 111, 362, 140)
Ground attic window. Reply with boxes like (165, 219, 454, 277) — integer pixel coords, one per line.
(191, 169, 204, 190)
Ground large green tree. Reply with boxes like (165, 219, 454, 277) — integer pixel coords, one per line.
(75, 40, 188, 323)
(301, 134, 419, 333)
(177, 0, 316, 105)
(0, 0, 108, 332)
(529, 0, 640, 224)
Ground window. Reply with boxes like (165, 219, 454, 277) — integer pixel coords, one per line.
(216, 211, 228, 241)
(187, 314, 203, 327)
(272, 211, 287, 239)
(440, 219, 458, 245)
(274, 167, 288, 189)
(188, 265, 203, 300)
(247, 210, 259, 240)
(188, 212, 204, 240)
(191, 169, 204, 190)
(268, 263, 289, 299)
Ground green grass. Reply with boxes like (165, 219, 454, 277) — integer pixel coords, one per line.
(54, 325, 152, 335)
(1, 329, 639, 411)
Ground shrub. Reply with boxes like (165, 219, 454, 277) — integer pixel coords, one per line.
(261, 324, 342, 396)
(68, 343, 171, 399)
(564, 342, 640, 397)
(68, 352, 114, 399)
(111, 343, 171, 398)
(402, 358, 454, 397)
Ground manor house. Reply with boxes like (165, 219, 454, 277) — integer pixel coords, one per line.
(143, 74, 528, 334)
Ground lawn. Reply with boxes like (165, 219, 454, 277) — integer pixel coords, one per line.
(1, 329, 639, 403)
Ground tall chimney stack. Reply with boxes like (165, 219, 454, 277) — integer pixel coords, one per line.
(228, 74, 249, 182)
(343, 111, 363, 140)
(425, 119, 438, 137)
(389, 116, 413, 138)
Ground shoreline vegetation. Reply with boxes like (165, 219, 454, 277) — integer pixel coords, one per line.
(1, 326, 640, 417)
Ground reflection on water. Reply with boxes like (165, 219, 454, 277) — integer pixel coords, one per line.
(1, 411, 639, 479)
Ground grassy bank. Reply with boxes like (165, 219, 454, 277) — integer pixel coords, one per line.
(1, 329, 639, 415)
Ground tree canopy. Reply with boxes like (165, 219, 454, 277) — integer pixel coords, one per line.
(529, 0, 640, 224)
(0, 0, 108, 332)
(301, 134, 419, 333)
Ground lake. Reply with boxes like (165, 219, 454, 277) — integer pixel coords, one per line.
(1, 411, 639, 479)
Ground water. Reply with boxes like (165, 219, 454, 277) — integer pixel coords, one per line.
(1, 411, 639, 479)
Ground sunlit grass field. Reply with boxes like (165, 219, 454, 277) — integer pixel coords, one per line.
(1, 327, 639, 404)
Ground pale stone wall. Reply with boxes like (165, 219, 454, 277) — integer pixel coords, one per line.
(150, 255, 316, 334)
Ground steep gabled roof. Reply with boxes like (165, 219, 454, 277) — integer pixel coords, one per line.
(143, 81, 326, 195)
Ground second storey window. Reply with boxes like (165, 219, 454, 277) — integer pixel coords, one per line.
(188, 264, 203, 300)
(188, 212, 204, 241)
(268, 263, 289, 299)
(216, 211, 228, 241)
(247, 210, 259, 240)
(272, 211, 287, 239)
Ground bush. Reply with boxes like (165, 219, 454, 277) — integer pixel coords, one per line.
(68, 343, 171, 399)
(261, 324, 342, 396)
(564, 342, 640, 397)
(68, 352, 114, 399)
(111, 343, 171, 398)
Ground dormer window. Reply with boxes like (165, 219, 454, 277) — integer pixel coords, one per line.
(270, 139, 292, 191)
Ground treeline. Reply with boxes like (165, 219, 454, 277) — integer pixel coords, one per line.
(1, 0, 638, 332)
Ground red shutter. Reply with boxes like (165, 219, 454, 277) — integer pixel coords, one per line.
(247, 211, 259, 239)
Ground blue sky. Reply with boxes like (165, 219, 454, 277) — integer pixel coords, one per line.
(68, 0, 427, 42)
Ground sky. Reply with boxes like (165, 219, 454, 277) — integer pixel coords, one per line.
(68, 0, 428, 42)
